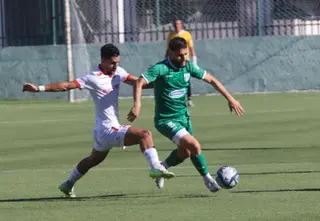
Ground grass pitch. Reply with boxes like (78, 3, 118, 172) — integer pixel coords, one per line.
(0, 92, 320, 221)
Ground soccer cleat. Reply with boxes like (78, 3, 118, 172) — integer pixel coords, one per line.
(204, 175, 221, 193)
(58, 180, 76, 198)
(187, 99, 194, 107)
(155, 177, 165, 189)
(149, 168, 175, 179)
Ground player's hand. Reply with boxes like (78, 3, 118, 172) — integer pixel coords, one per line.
(228, 99, 244, 116)
(127, 105, 141, 122)
(22, 83, 39, 93)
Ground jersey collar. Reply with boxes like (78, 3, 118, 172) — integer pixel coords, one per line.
(175, 30, 185, 35)
(167, 57, 179, 70)
(98, 64, 113, 78)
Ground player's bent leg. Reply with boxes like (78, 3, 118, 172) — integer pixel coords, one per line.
(178, 134, 221, 192)
(123, 126, 175, 179)
(156, 123, 190, 170)
(59, 148, 109, 198)
(154, 147, 191, 189)
(123, 126, 153, 152)
(77, 148, 110, 175)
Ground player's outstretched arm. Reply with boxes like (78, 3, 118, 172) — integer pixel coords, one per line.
(203, 73, 244, 116)
(124, 75, 153, 89)
(22, 81, 78, 93)
(127, 77, 148, 122)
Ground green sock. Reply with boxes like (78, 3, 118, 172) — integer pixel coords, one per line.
(164, 149, 185, 168)
(191, 152, 209, 176)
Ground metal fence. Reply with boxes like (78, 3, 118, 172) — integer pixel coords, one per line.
(1, 0, 320, 47)
(0, 0, 65, 47)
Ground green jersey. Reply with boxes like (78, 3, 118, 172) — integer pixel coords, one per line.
(141, 58, 206, 122)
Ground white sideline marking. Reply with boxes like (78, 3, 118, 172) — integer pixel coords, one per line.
(1, 162, 319, 174)
(0, 108, 315, 125)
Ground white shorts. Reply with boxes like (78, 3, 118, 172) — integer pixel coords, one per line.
(172, 128, 190, 145)
(93, 125, 131, 152)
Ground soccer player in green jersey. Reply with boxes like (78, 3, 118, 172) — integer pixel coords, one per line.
(127, 37, 244, 192)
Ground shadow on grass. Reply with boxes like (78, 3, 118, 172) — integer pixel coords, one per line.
(0, 194, 127, 203)
(0, 193, 214, 203)
(232, 188, 320, 193)
(176, 170, 320, 178)
(155, 146, 319, 152)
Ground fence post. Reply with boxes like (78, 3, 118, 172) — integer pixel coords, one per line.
(64, 0, 74, 102)
(52, 0, 57, 45)
(258, 0, 262, 36)
(156, 0, 160, 41)
(118, 0, 124, 43)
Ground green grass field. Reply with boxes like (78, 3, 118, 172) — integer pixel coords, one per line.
(1, 92, 320, 221)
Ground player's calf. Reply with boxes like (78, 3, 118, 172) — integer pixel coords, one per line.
(179, 135, 208, 175)
(59, 149, 109, 197)
(124, 126, 175, 178)
(76, 149, 109, 175)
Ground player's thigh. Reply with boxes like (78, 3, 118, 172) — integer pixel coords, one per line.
(123, 126, 152, 146)
(93, 126, 131, 151)
(156, 120, 189, 145)
(180, 119, 200, 154)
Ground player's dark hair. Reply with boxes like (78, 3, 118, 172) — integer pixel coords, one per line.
(100, 44, 120, 59)
(169, 37, 187, 51)
(172, 17, 181, 22)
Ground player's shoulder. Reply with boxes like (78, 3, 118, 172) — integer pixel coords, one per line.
(185, 60, 199, 70)
(183, 30, 192, 35)
(181, 30, 192, 38)
(185, 60, 193, 68)
(148, 59, 169, 74)
(115, 66, 128, 76)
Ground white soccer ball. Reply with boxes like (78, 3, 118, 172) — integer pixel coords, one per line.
(216, 166, 239, 189)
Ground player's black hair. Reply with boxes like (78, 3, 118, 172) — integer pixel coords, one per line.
(172, 16, 181, 22)
(100, 44, 120, 59)
(169, 37, 187, 51)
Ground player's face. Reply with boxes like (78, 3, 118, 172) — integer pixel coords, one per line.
(101, 56, 120, 75)
(173, 20, 182, 32)
(171, 48, 188, 67)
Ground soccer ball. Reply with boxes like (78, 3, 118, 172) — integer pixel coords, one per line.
(216, 166, 239, 189)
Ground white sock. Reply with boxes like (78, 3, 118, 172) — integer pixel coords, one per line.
(144, 147, 161, 169)
(203, 173, 213, 182)
(68, 167, 83, 184)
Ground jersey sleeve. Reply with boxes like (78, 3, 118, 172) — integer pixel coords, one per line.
(73, 74, 93, 90)
(188, 62, 206, 80)
(117, 67, 131, 83)
(141, 65, 161, 84)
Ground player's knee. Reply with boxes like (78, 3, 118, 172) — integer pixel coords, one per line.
(183, 140, 201, 155)
(140, 130, 152, 141)
(180, 136, 201, 155)
(189, 140, 201, 156)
